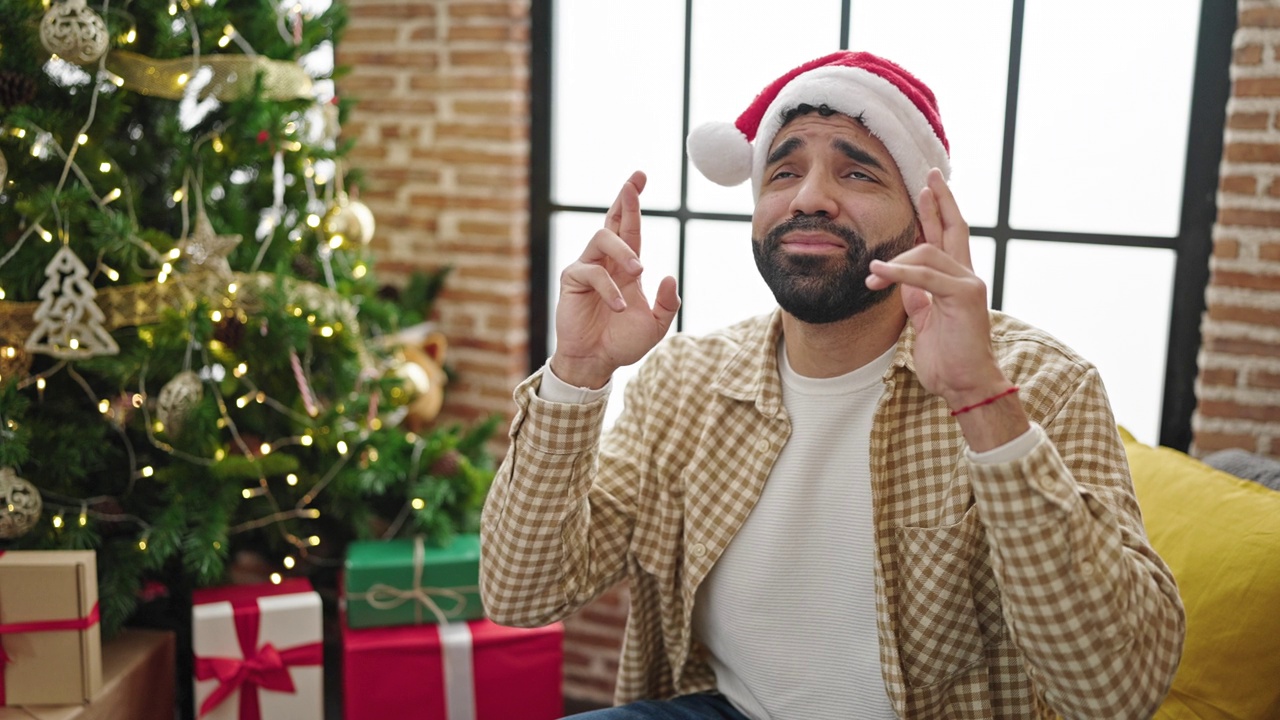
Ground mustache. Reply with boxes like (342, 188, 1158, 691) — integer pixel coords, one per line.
(764, 215, 865, 249)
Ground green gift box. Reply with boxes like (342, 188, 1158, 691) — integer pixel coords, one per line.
(343, 534, 484, 629)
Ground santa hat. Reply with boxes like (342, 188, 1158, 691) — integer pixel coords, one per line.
(687, 51, 950, 207)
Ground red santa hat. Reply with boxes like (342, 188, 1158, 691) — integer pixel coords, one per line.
(686, 51, 950, 208)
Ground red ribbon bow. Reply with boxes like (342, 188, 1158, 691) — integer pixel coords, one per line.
(193, 584, 322, 719)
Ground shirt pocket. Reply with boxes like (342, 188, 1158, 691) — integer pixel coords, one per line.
(895, 506, 999, 689)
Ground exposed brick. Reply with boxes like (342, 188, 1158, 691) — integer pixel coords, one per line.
(1210, 268, 1280, 292)
(1207, 304, 1280, 326)
(1268, 178, 1280, 199)
(454, 98, 526, 117)
(1196, 399, 1280, 423)
(1224, 141, 1280, 163)
(448, 2, 525, 20)
(340, 51, 440, 70)
(1217, 207, 1280, 228)
(1220, 174, 1258, 195)
(1234, 43, 1265, 65)
(449, 50, 524, 68)
(1192, 431, 1262, 454)
(1213, 237, 1240, 259)
(1227, 110, 1270, 130)
(436, 121, 526, 142)
(1239, 6, 1280, 28)
(1249, 369, 1280, 389)
(346, 3, 437, 20)
(408, 74, 528, 92)
(1260, 242, 1280, 262)
(1203, 335, 1280, 359)
(447, 24, 525, 42)
(1197, 367, 1239, 387)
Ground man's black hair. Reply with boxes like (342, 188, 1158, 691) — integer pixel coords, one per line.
(779, 103, 866, 127)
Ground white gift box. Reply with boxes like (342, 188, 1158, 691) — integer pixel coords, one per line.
(191, 579, 323, 720)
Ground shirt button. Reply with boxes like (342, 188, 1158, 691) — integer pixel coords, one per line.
(690, 543, 707, 558)
(756, 439, 771, 453)
(1038, 475, 1057, 493)
(1080, 561, 1095, 577)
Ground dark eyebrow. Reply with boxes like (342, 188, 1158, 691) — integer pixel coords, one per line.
(766, 136, 803, 166)
(833, 139, 887, 173)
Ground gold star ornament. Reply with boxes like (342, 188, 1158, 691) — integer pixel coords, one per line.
(182, 209, 242, 279)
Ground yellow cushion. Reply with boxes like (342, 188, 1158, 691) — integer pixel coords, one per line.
(1119, 427, 1280, 720)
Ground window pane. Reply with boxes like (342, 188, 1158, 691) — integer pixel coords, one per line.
(1002, 240, 1175, 446)
(1010, 1, 1199, 236)
(552, 0, 685, 210)
(970, 235, 996, 308)
(683, 220, 777, 335)
(686, 0, 844, 215)
(848, 0, 1012, 228)
(549, 212, 682, 429)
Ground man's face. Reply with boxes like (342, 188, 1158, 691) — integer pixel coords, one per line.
(751, 111, 918, 325)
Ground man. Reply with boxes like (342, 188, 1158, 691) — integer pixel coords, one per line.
(481, 51, 1184, 719)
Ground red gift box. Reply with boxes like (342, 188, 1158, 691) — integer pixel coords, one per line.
(342, 617, 563, 720)
(191, 579, 323, 720)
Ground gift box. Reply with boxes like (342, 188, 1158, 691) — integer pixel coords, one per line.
(342, 616, 563, 720)
(0, 550, 102, 706)
(344, 534, 484, 628)
(0, 628, 175, 720)
(191, 578, 322, 720)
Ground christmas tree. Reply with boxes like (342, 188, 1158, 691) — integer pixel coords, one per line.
(0, 0, 498, 638)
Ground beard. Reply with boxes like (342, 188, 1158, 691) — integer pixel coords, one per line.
(752, 214, 917, 325)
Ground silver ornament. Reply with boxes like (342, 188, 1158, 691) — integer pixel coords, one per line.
(0, 467, 43, 539)
(157, 370, 204, 435)
(40, 0, 110, 66)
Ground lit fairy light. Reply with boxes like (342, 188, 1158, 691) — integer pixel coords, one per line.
(286, 473, 299, 486)
(283, 556, 296, 569)
(411, 498, 425, 510)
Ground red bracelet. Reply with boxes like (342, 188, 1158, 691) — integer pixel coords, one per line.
(950, 386, 1020, 416)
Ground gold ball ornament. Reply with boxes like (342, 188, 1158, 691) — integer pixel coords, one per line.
(40, 0, 110, 66)
(157, 370, 204, 436)
(325, 199, 376, 246)
(0, 467, 43, 539)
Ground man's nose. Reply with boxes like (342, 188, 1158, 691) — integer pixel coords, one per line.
(789, 174, 839, 218)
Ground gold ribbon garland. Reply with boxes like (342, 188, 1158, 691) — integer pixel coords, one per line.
(105, 50, 314, 101)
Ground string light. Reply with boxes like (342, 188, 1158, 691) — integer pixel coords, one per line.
(102, 187, 122, 204)
(299, 434, 313, 447)
(269, 572, 282, 585)
(138, 537, 148, 550)
(233, 362, 247, 378)
(307, 535, 321, 546)
(76, 134, 88, 145)
(218, 24, 235, 48)
(52, 514, 64, 529)
(411, 498, 425, 510)
(99, 162, 111, 172)
(36, 378, 46, 391)
(227, 282, 238, 294)
(10, 128, 25, 138)
(259, 442, 272, 455)
(328, 235, 344, 249)
(168, 247, 182, 260)
(211, 135, 224, 153)
(98, 398, 110, 414)
(35, 225, 53, 242)
(286, 473, 299, 486)
(283, 556, 296, 569)
(168, 3, 178, 15)
(319, 326, 334, 338)
(152, 420, 164, 433)
(0, 287, 5, 300)
(78, 509, 88, 527)
(211, 310, 223, 322)
(336, 440, 348, 454)
(353, 264, 367, 279)
(176, 73, 188, 87)
(306, 214, 321, 228)
(69, 339, 79, 350)
(236, 393, 252, 409)
(124, 28, 137, 44)
(172, 189, 185, 203)
(103, 265, 119, 281)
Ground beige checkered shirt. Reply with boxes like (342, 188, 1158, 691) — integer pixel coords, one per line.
(481, 310, 1184, 719)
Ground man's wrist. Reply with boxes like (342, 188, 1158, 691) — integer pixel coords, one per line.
(547, 355, 614, 391)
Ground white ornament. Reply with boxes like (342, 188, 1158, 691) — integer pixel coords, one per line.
(25, 244, 120, 359)
(40, 0, 110, 66)
(0, 467, 43, 539)
(157, 370, 203, 435)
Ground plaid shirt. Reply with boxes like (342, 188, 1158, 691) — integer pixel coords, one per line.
(481, 310, 1184, 719)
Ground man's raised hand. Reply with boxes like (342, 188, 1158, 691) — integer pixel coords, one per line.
(549, 171, 681, 390)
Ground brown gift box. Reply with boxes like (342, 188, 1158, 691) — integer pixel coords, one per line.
(0, 628, 175, 720)
(0, 551, 102, 706)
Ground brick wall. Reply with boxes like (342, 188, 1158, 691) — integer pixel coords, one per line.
(337, 0, 532, 430)
(1195, 0, 1280, 456)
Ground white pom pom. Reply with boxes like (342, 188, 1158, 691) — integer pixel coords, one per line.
(686, 121, 753, 187)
